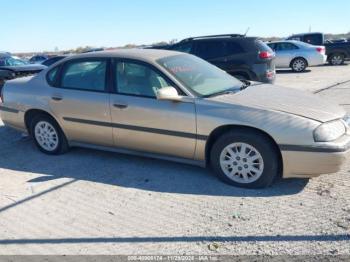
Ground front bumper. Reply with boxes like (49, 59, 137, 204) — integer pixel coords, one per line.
(281, 135, 350, 178)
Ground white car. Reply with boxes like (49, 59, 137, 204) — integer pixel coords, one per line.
(267, 40, 327, 72)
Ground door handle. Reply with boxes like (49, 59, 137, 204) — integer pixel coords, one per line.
(51, 96, 63, 101)
(113, 103, 128, 109)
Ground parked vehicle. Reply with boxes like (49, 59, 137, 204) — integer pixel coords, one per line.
(267, 40, 326, 72)
(287, 32, 350, 65)
(148, 34, 276, 83)
(0, 69, 14, 92)
(42, 56, 67, 67)
(29, 55, 49, 64)
(1, 50, 349, 188)
(329, 38, 348, 43)
(0, 53, 46, 77)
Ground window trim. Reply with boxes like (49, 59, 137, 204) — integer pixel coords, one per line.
(275, 42, 299, 51)
(192, 40, 244, 59)
(54, 57, 111, 93)
(112, 58, 185, 99)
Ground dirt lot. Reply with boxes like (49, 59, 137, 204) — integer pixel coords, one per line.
(0, 64, 349, 256)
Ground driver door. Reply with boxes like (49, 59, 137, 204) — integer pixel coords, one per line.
(110, 60, 197, 159)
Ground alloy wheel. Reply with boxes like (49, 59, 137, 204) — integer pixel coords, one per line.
(292, 59, 306, 72)
(331, 55, 343, 65)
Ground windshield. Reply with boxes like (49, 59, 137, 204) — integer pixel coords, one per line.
(157, 54, 243, 97)
(4, 57, 29, 66)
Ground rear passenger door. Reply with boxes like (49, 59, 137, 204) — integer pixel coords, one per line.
(48, 58, 113, 147)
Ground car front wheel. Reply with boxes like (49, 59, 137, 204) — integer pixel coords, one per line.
(30, 114, 69, 155)
(210, 130, 279, 189)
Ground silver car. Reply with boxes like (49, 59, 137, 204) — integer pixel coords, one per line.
(0, 50, 349, 189)
(267, 40, 327, 72)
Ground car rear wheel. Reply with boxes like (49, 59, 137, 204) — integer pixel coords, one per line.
(210, 130, 279, 189)
(329, 53, 345, 65)
(30, 115, 69, 155)
(291, 58, 307, 72)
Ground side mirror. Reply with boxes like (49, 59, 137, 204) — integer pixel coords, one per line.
(156, 86, 181, 101)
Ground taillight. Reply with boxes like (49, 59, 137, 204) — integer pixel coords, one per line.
(0, 84, 4, 103)
(316, 47, 325, 53)
(266, 70, 275, 79)
(259, 51, 274, 59)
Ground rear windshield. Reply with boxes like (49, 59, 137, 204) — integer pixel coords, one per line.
(256, 40, 274, 52)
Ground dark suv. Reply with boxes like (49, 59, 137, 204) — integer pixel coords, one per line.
(150, 34, 276, 83)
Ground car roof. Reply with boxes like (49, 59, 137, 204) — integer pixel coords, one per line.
(289, 32, 322, 37)
(69, 49, 183, 62)
(268, 40, 301, 44)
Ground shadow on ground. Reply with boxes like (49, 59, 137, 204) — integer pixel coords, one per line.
(276, 69, 311, 74)
(0, 126, 308, 198)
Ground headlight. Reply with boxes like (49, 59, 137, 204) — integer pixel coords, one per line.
(314, 120, 346, 142)
(344, 115, 350, 134)
(344, 115, 350, 127)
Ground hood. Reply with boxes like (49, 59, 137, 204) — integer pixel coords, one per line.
(208, 84, 346, 123)
(0, 64, 46, 72)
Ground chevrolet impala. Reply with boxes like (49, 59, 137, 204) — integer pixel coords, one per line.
(0, 49, 349, 188)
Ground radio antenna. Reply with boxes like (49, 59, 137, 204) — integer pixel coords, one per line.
(244, 27, 250, 36)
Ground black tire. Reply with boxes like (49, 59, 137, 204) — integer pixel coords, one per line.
(210, 130, 279, 189)
(291, 58, 307, 72)
(328, 53, 345, 66)
(30, 114, 69, 155)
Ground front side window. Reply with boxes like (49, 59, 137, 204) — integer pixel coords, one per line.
(116, 61, 171, 98)
(61, 60, 107, 91)
(158, 54, 243, 97)
(5, 57, 28, 66)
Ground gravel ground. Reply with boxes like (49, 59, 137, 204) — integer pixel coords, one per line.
(0, 64, 349, 256)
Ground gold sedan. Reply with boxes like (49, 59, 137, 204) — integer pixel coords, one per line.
(1, 50, 349, 188)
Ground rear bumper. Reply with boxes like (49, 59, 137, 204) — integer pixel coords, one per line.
(282, 137, 350, 178)
(0, 105, 27, 133)
(309, 54, 327, 66)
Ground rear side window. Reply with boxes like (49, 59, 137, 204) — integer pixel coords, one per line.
(0, 58, 5, 66)
(256, 40, 273, 52)
(267, 43, 275, 50)
(303, 34, 323, 45)
(288, 36, 301, 41)
(194, 41, 227, 59)
(226, 42, 244, 55)
(47, 67, 59, 86)
(60, 60, 107, 92)
(171, 42, 193, 53)
(275, 42, 299, 51)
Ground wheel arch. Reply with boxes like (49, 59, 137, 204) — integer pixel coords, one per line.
(24, 108, 63, 135)
(327, 51, 347, 61)
(205, 124, 283, 177)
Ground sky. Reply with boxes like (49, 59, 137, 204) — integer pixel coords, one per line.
(1, 0, 349, 53)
